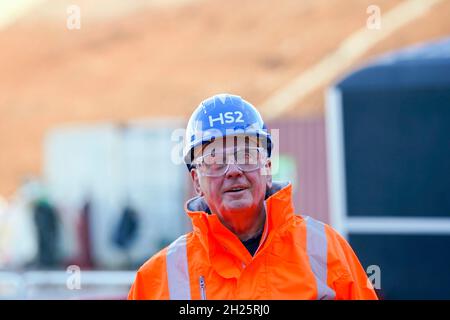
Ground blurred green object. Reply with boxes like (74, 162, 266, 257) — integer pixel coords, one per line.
(272, 153, 297, 187)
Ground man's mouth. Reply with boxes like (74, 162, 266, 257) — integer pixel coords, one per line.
(224, 186, 248, 193)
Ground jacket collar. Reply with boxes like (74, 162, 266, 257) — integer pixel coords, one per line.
(185, 181, 295, 278)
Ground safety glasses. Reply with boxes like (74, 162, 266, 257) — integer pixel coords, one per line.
(192, 147, 267, 177)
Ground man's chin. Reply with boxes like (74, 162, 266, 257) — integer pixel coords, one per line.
(222, 199, 253, 212)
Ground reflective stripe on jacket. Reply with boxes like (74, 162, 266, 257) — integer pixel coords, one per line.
(128, 182, 378, 300)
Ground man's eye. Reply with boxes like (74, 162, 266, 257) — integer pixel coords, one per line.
(203, 156, 216, 165)
(210, 163, 226, 170)
(237, 152, 251, 160)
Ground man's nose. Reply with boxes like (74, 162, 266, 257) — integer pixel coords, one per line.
(225, 162, 243, 178)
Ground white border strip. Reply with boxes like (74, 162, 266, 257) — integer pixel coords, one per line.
(347, 217, 450, 234)
(325, 87, 348, 239)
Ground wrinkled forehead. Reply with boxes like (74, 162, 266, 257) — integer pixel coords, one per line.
(193, 135, 260, 159)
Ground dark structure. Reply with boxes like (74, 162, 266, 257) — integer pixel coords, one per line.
(326, 38, 450, 299)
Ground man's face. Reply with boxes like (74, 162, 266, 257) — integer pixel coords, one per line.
(190, 137, 272, 221)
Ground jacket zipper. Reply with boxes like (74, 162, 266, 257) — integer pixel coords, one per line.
(199, 275, 206, 300)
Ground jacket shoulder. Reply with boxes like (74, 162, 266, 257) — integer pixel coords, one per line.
(293, 215, 351, 277)
(138, 232, 195, 275)
(293, 215, 377, 299)
(128, 232, 193, 300)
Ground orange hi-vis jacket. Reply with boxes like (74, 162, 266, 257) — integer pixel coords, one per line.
(128, 182, 378, 300)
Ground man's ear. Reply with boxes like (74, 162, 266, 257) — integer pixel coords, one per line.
(190, 169, 204, 196)
(264, 159, 273, 190)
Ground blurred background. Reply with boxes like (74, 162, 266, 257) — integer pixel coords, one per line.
(0, 0, 449, 299)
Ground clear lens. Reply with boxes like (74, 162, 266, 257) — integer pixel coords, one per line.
(194, 147, 266, 177)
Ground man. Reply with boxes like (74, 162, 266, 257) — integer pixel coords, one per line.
(128, 93, 378, 300)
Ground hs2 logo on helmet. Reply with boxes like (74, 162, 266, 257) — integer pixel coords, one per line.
(208, 112, 245, 127)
